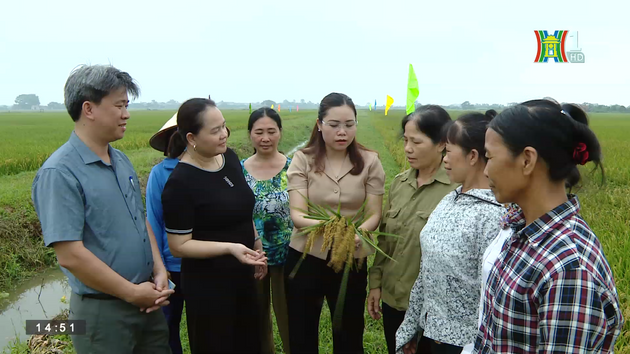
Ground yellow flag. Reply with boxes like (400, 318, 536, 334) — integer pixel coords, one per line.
(385, 95, 394, 116)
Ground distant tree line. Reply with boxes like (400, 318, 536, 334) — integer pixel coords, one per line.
(220, 99, 320, 110)
(1, 95, 628, 114)
(580, 103, 629, 113)
(407, 101, 630, 113)
(128, 100, 181, 110)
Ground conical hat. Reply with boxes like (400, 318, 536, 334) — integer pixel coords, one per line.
(149, 113, 178, 153)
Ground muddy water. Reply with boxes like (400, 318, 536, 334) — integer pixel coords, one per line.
(0, 267, 70, 350)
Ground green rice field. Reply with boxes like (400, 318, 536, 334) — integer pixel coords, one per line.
(1, 109, 628, 353)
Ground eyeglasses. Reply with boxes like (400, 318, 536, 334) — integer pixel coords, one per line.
(320, 120, 358, 130)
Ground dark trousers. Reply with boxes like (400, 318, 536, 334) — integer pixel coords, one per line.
(382, 302, 406, 354)
(69, 293, 170, 354)
(162, 271, 184, 354)
(284, 248, 367, 354)
(422, 336, 462, 354)
(258, 265, 290, 354)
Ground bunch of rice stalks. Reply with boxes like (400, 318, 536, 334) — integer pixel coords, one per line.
(28, 335, 69, 354)
(289, 193, 400, 330)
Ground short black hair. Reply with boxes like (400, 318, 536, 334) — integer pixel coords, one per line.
(401, 105, 452, 144)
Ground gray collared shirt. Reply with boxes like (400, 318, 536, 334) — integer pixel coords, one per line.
(32, 131, 153, 295)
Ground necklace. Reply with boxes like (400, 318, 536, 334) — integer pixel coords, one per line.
(326, 154, 345, 179)
(188, 151, 222, 171)
(211, 154, 222, 170)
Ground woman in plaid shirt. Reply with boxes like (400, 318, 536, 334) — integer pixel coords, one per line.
(475, 99, 623, 353)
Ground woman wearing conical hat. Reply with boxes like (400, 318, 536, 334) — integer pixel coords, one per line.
(146, 112, 183, 354)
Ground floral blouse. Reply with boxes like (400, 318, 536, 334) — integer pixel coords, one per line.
(396, 187, 505, 351)
(241, 157, 293, 266)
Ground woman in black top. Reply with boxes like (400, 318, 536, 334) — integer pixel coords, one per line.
(162, 98, 267, 354)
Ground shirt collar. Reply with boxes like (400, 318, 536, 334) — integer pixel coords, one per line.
(163, 157, 179, 170)
(454, 186, 501, 206)
(398, 168, 414, 182)
(69, 131, 114, 165)
(323, 153, 352, 181)
(510, 194, 581, 245)
(434, 163, 451, 185)
(400, 161, 451, 186)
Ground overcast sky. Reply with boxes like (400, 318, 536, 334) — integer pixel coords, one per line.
(1, 0, 628, 107)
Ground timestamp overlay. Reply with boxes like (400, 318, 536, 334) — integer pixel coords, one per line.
(25, 320, 87, 335)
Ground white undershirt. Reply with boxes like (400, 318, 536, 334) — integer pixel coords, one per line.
(461, 227, 513, 354)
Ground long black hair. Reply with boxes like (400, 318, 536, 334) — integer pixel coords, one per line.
(302, 92, 372, 175)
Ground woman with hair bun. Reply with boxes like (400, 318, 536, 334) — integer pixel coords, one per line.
(368, 105, 457, 354)
(473, 99, 623, 353)
(161, 98, 267, 354)
(397, 110, 504, 354)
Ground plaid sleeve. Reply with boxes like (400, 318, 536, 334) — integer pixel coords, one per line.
(536, 267, 621, 353)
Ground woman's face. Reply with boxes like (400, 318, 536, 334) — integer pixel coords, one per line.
(316, 105, 357, 152)
(250, 116, 281, 154)
(484, 128, 527, 203)
(188, 107, 228, 157)
(403, 120, 444, 170)
(443, 142, 474, 184)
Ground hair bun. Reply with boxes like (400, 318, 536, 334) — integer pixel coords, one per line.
(560, 104, 588, 125)
(485, 109, 497, 119)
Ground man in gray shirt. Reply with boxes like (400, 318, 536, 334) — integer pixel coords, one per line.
(32, 64, 173, 354)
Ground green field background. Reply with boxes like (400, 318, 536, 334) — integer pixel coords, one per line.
(1, 109, 628, 353)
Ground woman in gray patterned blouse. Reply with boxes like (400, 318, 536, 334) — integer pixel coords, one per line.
(396, 110, 505, 354)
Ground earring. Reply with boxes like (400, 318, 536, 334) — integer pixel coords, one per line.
(318, 128, 321, 132)
(193, 144, 197, 151)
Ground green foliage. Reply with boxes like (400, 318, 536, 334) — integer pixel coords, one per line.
(13, 94, 40, 110)
(2, 110, 630, 353)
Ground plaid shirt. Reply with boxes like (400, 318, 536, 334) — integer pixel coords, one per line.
(473, 195, 623, 354)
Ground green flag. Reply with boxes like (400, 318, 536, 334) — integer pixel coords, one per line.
(406, 64, 419, 114)
(249, 103, 252, 114)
